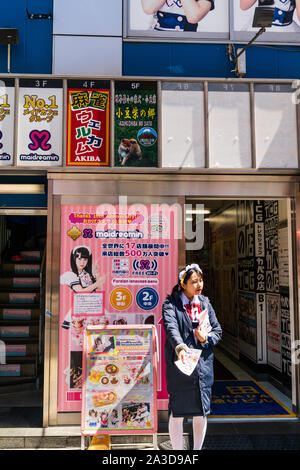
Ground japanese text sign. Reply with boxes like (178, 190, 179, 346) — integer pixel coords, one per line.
(67, 80, 110, 166)
(17, 79, 63, 166)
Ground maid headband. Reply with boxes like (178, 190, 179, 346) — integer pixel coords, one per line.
(72, 245, 91, 255)
(179, 264, 202, 285)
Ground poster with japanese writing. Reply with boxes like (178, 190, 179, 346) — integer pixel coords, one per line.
(114, 81, 157, 167)
(81, 325, 157, 435)
(66, 80, 110, 166)
(0, 78, 14, 166)
(58, 203, 178, 412)
(266, 293, 281, 370)
(17, 79, 63, 166)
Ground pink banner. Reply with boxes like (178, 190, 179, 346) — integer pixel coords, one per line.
(58, 204, 178, 412)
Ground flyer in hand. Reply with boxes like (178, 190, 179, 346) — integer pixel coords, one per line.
(175, 348, 201, 376)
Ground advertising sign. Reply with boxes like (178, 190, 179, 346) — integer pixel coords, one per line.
(81, 325, 157, 435)
(58, 203, 178, 412)
(0, 78, 14, 166)
(232, 0, 300, 44)
(114, 81, 158, 167)
(126, 0, 229, 39)
(66, 80, 110, 166)
(17, 79, 63, 166)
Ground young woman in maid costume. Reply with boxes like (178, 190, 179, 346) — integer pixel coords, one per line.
(162, 264, 222, 450)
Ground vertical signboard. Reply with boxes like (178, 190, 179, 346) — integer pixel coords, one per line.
(0, 78, 14, 166)
(81, 325, 157, 435)
(265, 200, 281, 370)
(17, 79, 63, 166)
(59, 203, 178, 412)
(114, 81, 158, 167)
(66, 80, 110, 166)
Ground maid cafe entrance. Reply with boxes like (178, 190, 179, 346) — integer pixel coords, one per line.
(185, 197, 298, 420)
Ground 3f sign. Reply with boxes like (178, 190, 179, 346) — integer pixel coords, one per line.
(292, 80, 300, 104)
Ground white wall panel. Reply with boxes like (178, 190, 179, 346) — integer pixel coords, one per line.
(162, 83, 205, 168)
(53, 0, 122, 36)
(208, 84, 252, 168)
(53, 36, 122, 76)
(255, 85, 298, 169)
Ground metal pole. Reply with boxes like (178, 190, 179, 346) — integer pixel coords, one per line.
(7, 44, 10, 73)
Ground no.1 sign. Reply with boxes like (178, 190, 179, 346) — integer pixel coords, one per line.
(136, 287, 159, 311)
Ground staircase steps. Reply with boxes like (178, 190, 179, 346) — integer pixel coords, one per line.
(0, 249, 43, 395)
(0, 309, 40, 321)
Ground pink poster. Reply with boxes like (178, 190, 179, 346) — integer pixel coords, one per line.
(58, 204, 178, 412)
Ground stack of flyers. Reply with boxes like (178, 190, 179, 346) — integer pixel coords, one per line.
(175, 348, 201, 376)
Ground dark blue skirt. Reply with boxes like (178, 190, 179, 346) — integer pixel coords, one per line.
(168, 385, 204, 418)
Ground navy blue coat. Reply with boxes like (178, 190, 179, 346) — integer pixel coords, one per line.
(162, 291, 222, 417)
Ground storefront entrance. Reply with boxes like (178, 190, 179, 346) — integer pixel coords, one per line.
(185, 198, 296, 419)
(44, 172, 300, 427)
(0, 211, 47, 427)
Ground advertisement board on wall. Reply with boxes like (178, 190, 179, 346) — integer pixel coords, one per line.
(126, 0, 229, 39)
(58, 203, 178, 412)
(81, 325, 157, 435)
(66, 80, 110, 166)
(0, 78, 14, 166)
(232, 0, 300, 44)
(17, 79, 63, 167)
(114, 81, 158, 167)
(126, 0, 300, 44)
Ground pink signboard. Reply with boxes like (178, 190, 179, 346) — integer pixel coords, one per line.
(58, 204, 178, 412)
(81, 325, 157, 435)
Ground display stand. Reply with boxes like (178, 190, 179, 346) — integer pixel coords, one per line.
(81, 324, 158, 450)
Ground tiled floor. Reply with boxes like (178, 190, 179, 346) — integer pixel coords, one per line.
(214, 348, 294, 414)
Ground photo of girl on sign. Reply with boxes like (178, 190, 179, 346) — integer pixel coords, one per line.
(238, 0, 300, 32)
(141, 0, 215, 31)
(60, 246, 105, 294)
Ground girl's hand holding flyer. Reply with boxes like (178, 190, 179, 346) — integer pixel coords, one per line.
(175, 348, 202, 376)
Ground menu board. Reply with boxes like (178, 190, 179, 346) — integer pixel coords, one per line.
(81, 325, 157, 435)
(66, 80, 110, 166)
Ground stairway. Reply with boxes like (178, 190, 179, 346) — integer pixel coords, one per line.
(0, 251, 42, 395)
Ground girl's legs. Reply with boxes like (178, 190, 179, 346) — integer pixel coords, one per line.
(168, 412, 184, 450)
(192, 415, 207, 450)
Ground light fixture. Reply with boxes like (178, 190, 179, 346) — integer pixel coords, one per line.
(0, 28, 19, 73)
(231, 7, 274, 77)
(185, 209, 211, 215)
(0, 184, 44, 194)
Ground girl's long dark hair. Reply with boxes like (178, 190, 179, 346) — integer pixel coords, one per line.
(169, 267, 203, 298)
(71, 247, 96, 282)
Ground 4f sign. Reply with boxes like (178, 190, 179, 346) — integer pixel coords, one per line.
(292, 80, 300, 104)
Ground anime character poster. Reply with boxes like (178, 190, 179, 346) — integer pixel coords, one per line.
(0, 78, 14, 166)
(17, 79, 63, 167)
(127, 0, 229, 38)
(58, 203, 178, 412)
(114, 81, 158, 167)
(232, 0, 300, 44)
(66, 80, 110, 166)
